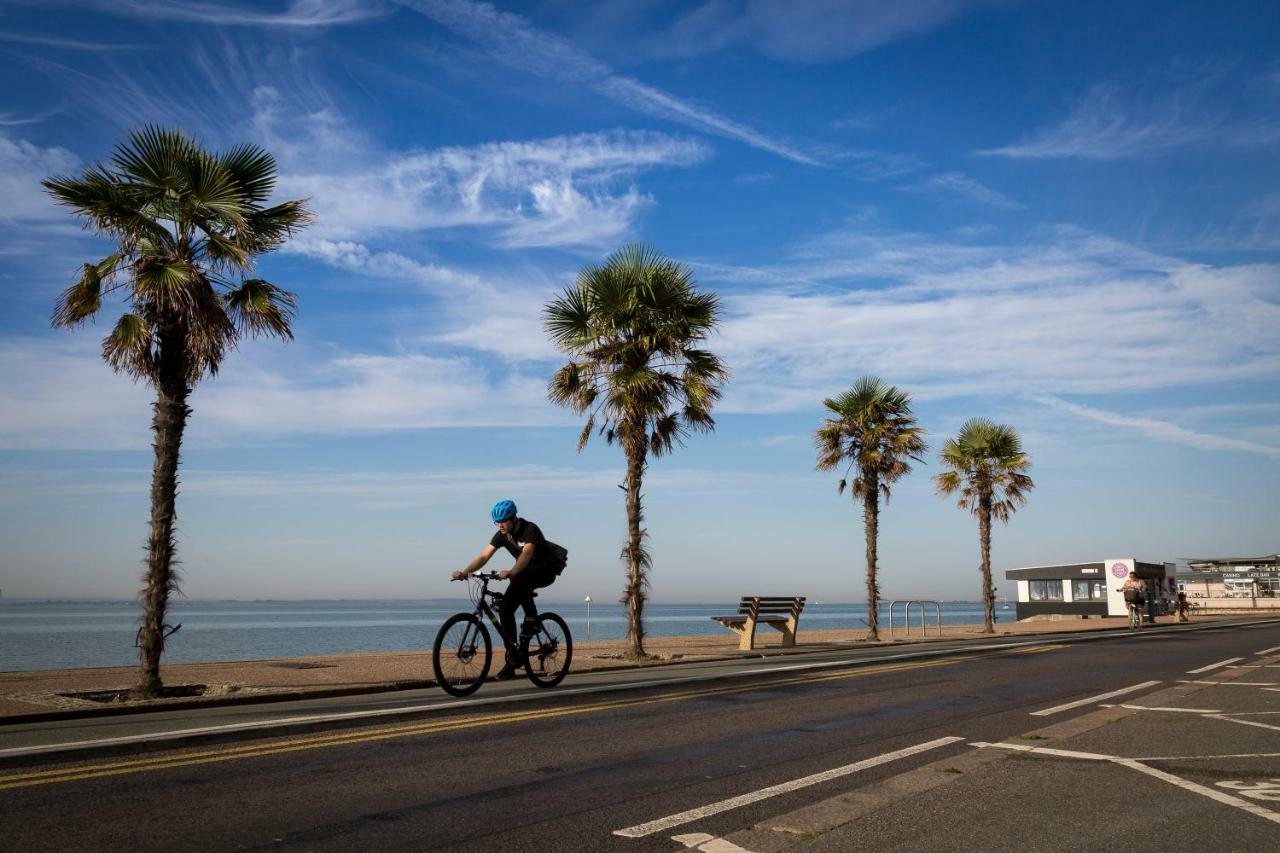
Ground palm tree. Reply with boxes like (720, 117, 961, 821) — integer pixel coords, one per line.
(545, 244, 728, 659)
(935, 418, 1034, 634)
(815, 377, 927, 641)
(43, 126, 312, 698)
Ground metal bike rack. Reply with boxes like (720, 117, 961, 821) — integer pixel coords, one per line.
(888, 599, 942, 638)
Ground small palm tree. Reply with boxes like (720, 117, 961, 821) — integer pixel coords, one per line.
(935, 418, 1034, 633)
(545, 244, 728, 659)
(44, 126, 312, 697)
(815, 377, 927, 641)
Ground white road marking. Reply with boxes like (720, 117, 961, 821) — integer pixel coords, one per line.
(1029, 681, 1160, 716)
(1256, 646, 1280, 656)
(612, 736, 964, 838)
(1187, 657, 1245, 674)
(1178, 680, 1277, 686)
(1114, 760, 1280, 825)
(1208, 715, 1280, 734)
(671, 833, 757, 852)
(1114, 704, 1221, 713)
(1135, 752, 1280, 762)
(970, 741, 1114, 761)
(974, 742, 1280, 825)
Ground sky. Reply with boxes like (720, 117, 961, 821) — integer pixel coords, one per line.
(0, 0, 1277, 604)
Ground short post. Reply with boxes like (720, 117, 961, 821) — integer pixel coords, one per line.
(584, 596, 592, 642)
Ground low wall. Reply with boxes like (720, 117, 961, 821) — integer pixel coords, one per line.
(1189, 597, 1280, 612)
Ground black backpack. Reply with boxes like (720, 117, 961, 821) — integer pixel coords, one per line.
(546, 540, 569, 574)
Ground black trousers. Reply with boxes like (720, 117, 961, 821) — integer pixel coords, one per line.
(500, 565, 557, 665)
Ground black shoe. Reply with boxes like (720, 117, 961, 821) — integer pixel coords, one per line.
(495, 664, 518, 680)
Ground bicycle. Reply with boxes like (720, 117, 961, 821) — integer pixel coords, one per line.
(432, 571, 573, 697)
(1125, 599, 1144, 631)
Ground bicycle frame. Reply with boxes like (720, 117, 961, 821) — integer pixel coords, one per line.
(464, 572, 529, 651)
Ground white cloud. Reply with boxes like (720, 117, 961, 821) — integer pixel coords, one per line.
(400, 0, 821, 165)
(0, 337, 152, 450)
(264, 115, 709, 247)
(1031, 395, 1280, 460)
(75, 0, 391, 27)
(0, 134, 79, 223)
(653, 0, 999, 63)
(980, 81, 1280, 160)
(898, 171, 1021, 210)
(0, 334, 566, 449)
(699, 229, 1280, 411)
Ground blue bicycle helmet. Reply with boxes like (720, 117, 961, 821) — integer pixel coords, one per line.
(490, 499, 517, 523)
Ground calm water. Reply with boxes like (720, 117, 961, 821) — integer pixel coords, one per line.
(0, 598, 1008, 671)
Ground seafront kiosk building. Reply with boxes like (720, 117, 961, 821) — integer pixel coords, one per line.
(1004, 559, 1176, 620)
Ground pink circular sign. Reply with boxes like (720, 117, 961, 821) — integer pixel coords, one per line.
(1111, 562, 1129, 578)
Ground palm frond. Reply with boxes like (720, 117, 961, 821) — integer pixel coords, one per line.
(224, 279, 297, 340)
(102, 313, 155, 379)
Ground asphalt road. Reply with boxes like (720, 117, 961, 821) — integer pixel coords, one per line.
(3, 622, 1278, 852)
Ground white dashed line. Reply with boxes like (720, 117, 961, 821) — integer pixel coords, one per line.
(1256, 646, 1280, 656)
(1186, 657, 1245, 674)
(1178, 680, 1277, 686)
(1029, 681, 1160, 716)
(1208, 715, 1280, 734)
(613, 736, 964, 838)
(1111, 704, 1221, 713)
(671, 833, 757, 852)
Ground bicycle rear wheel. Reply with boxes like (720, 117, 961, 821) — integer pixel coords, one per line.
(521, 612, 572, 688)
(433, 613, 492, 697)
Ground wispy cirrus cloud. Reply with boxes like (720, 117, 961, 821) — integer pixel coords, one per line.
(898, 171, 1021, 210)
(980, 81, 1280, 160)
(649, 0, 1003, 63)
(62, 0, 391, 27)
(400, 0, 821, 165)
(0, 31, 134, 51)
(1030, 395, 1280, 460)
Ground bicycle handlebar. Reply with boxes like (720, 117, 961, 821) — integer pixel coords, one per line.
(453, 571, 503, 582)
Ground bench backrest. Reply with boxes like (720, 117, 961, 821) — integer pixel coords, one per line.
(738, 596, 805, 618)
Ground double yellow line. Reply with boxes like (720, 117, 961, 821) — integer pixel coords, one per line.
(0, 645, 1053, 791)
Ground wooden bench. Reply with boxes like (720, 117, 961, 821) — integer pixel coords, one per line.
(710, 597, 806, 650)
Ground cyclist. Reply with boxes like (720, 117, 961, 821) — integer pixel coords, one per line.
(1119, 572, 1147, 629)
(452, 500, 568, 679)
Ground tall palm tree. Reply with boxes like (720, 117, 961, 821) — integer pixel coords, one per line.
(935, 418, 1034, 634)
(43, 126, 312, 698)
(815, 377, 927, 641)
(545, 244, 728, 659)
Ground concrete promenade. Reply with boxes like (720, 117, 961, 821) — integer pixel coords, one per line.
(0, 613, 1244, 721)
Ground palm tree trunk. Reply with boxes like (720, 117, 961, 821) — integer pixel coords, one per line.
(979, 494, 994, 634)
(864, 475, 880, 641)
(135, 324, 190, 698)
(622, 442, 648, 659)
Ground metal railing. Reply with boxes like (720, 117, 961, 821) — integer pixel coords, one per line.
(888, 600, 942, 638)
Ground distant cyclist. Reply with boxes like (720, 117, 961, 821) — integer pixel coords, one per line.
(1119, 572, 1147, 628)
(452, 500, 568, 679)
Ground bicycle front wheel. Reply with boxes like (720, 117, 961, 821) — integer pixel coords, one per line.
(521, 612, 572, 688)
(433, 613, 492, 697)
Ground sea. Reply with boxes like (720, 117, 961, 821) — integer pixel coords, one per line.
(0, 598, 1009, 672)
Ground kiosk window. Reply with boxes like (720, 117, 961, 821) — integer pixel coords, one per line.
(1072, 580, 1105, 600)
(1029, 580, 1064, 601)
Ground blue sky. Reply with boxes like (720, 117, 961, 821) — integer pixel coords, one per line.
(0, 0, 1277, 603)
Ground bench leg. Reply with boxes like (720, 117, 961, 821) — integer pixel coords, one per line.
(740, 617, 758, 650)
